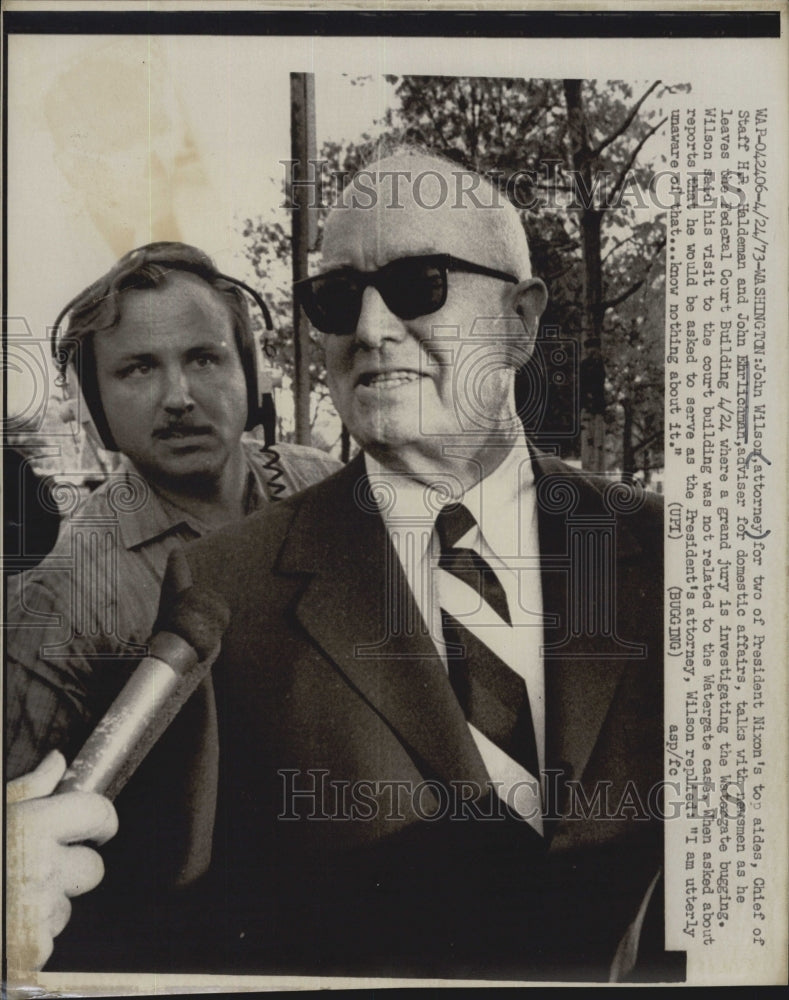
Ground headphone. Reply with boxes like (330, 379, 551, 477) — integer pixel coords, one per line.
(50, 242, 274, 452)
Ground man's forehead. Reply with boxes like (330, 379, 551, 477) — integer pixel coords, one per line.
(101, 274, 234, 344)
(322, 192, 488, 268)
(321, 153, 530, 277)
(117, 271, 228, 316)
(321, 227, 444, 266)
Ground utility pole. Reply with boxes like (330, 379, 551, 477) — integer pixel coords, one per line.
(290, 72, 317, 445)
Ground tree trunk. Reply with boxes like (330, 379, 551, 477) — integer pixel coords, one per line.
(642, 449, 651, 487)
(563, 79, 606, 473)
(622, 397, 635, 484)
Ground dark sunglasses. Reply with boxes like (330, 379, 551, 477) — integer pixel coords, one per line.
(294, 253, 518, 335)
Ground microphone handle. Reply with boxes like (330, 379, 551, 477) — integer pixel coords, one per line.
(55, 634, 219, 801)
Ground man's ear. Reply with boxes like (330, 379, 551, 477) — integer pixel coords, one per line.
(511, 278, 548, 341)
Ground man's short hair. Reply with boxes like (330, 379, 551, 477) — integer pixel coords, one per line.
(54, 242, 260, 449)
(333, 142, 534, 280)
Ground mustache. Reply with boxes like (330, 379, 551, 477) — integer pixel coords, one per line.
(153, 421, 214, 439)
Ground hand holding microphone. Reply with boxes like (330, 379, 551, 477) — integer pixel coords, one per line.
(6, 750, 118, 975)
(55, 586, 231, 799)
(6, 588, 230, 973)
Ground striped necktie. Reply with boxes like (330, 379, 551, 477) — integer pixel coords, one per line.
(436, 503, 540, 783)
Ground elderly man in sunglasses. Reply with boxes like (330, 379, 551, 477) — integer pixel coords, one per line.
(28, 151, 669, 981)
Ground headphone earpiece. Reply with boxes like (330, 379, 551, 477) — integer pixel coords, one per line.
(215, 271, 275, 435)
(56, 354, 111, 453)
(51, 312, 114, 452)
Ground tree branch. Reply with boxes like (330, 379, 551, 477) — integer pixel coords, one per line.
(546, 261, 581, 283)
(601, 277, 645, 312)
(608, 115, 668, 201)
(519, 95, 551, 137)
(630, 382, 664, 394)
(632, 430, 663, 454)
(533, 180, 575, 193)
(590, 80, 661, 159)
(602, 233, 635, 262)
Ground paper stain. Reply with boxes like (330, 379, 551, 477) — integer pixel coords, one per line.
(42, 38, 210, 257)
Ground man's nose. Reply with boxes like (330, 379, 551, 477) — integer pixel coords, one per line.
(161, 367, 195, 413)
(353, 286, 407, 349)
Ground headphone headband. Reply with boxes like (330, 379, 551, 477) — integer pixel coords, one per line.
(51, 246, 273, 371)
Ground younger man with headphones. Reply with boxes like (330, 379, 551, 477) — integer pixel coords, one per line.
(5, 242, 339, 972)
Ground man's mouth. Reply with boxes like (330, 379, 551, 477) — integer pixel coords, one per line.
(154, 425, 213, 440)
(357, 370, 422, 388)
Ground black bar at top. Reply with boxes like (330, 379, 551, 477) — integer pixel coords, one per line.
(3, 10, 782, 39)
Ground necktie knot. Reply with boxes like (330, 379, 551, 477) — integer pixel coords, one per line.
(435, 502, 476, 551)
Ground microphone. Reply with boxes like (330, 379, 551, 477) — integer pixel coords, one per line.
(55, 587, 231, 801)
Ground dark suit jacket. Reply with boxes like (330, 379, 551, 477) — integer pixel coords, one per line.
(57, 451, 669, 981)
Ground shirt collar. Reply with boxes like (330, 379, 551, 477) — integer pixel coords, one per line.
(117, 446, 266, 550)
(364, 427, 534, 562)
(463, 433, 534, 562)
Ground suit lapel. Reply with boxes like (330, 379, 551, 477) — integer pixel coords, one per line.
(277, 456, 490, 790)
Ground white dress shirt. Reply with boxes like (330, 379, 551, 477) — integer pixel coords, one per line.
(366, 433, 545, 831)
